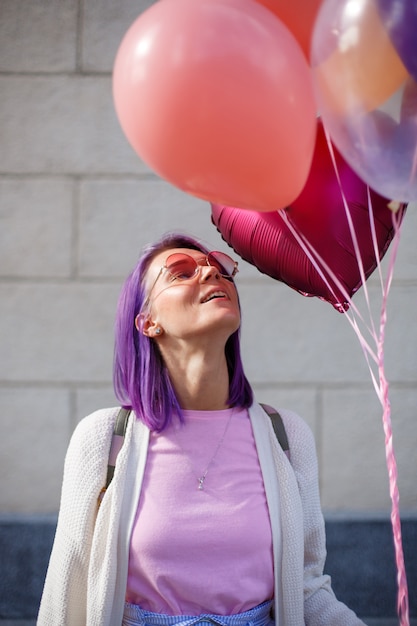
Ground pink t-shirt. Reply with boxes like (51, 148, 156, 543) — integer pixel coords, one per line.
(126, 407, 274, 615)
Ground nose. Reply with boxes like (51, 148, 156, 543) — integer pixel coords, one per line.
(199, 263, 221, 282)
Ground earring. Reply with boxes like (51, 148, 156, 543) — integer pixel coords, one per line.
(155, 327, 162, 335)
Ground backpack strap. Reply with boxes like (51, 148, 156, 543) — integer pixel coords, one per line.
(98, 407, 131, 506)
(260, 403, 290, 459)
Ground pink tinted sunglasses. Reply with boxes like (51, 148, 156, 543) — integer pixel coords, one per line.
(143, 251, 238, 309)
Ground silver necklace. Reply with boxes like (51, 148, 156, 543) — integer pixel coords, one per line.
(197, 408, 234, 490)
(176, 408, 235, 491)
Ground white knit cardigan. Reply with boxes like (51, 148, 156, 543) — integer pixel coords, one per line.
(37, 401, 365, 626)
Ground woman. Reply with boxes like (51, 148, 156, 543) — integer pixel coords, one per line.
(38, 232, 365, 626)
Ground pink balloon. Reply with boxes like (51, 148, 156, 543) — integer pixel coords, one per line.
(211, 122, 406, 312)
(113, 0, 317, 211)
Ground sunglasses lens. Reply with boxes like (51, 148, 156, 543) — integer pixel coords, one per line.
(164, 251, 237, 282)
(165, 254, 198, 280)
(209, 252, 237, 277)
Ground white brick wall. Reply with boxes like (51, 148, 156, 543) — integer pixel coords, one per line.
(0, 0, 416, 515)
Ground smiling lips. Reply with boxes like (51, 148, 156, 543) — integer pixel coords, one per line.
(201, 290, 228, 304)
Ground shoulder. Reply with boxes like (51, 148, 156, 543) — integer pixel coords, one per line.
(258, 403, 314, 448)
(278, 408, 315, 446)
(54, 407, 126, 513)
(277, 408, 319, 483)
(256, 403, 318, 474)
(65, 407, 121, 469)
(72, 406, 120, 435)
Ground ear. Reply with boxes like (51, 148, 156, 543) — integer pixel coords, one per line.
(135, 313, 162, 337)
(135, 313, 145, 333)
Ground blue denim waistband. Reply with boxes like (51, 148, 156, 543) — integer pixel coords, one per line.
(122, 600, 274, 626)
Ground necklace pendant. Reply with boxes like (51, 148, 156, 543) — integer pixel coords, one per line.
(198, 477, 205, 490)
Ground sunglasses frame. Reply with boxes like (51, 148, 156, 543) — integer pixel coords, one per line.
(142, 251, 238, 311)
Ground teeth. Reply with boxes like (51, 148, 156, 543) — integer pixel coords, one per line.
(202, 291, 226, 303)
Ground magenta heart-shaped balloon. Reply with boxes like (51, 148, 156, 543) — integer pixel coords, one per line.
(211, 122, 406, 312)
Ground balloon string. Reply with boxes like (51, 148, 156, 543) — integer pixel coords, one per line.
(378, 296, 410, 626)
(279, 209, 385, 403)
(322, 127, 379, 341)
(367, 186, 385, 292)
(278, 210, 378, 360)
(333, 150, 409, 623)
(280, 135, 409, 623)
(377, 212, 410, 626)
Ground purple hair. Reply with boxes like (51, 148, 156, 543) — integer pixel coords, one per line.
(113, 232, 253, 431)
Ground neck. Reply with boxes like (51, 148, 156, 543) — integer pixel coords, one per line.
(159, 342, 231, 410)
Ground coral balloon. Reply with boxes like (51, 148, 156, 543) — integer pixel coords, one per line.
(211, 122, 406, 312)
(113, 0, 317, 211)
(255, 0, 323, 60)
(312, 0, 417, 202)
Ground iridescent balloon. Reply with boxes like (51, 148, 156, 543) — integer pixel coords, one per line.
(311, 0, 417, 203)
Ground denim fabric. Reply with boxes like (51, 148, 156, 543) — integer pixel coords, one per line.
(122, 600, 274, 626)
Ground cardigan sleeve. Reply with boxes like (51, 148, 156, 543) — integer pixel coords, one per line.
(37, 408, 118, 626)
(281, 410, 367, 626)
